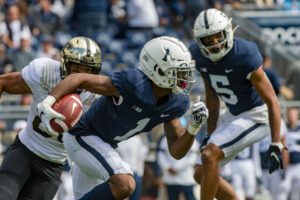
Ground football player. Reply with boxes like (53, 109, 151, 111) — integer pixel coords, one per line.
(189, 9, 286, 200)
(279, 108, 300, 200)
(0, 37, 101, 200)
(36, 36, 209, 200)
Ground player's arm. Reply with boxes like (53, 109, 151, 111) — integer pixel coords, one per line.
(49, 73, 120, 100)
(250, 66, 281, 143)
(0, 72, 32, 97)
(203, 78, 220, 134)
(164, 118, 196, 159)
(164, 97, 208, 160)
(281, 136, 290, 168)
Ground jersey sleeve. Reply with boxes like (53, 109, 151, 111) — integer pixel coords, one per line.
(110, 69, 137, 97)
(244, 43, 263, 78)
(80, 91, 101, 113)
(21, 58, 61, 100)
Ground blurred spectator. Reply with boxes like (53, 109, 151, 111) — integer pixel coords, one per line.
(154, 0, 171, 28)
(262, 54, 293, 100)
(0, 43, 12, 74)
(57, 163, 74, 200)
(116, 134, 149, 200)
(8, 35, 34, 72)
(0, 4, 31, 50)
(126, 0, 159, 30)
(285, 64, 300, 101)
(35, 34, 59, 59)
(207, 0, 226, 10)
(15, 0, 30, 20)
(156, 116, 199, 200)
(71, 0, 108, 39)
(255, 0, 274, 7)
(164, 0, 184, 27)
(20, 93, 32, 106)
(12, 119, 27, 133)
(2, 63, 14, 74)
(28, 0, 61, 36)
(0, 120, 7, 133)
(157, 133, 199, 200)
(279, 108, 300, 200)
(230, 144, 261, 200)
(258, 119, 289, 200)
(183, 0, 207, 39)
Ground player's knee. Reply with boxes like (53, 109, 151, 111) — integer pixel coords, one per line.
(201, 149, 217, 166)
(193, 165, 203, 184)
(109, 174, 136, 199)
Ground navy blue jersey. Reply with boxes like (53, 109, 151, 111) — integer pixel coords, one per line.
(69, 68, 189, 147)
(189, 37, 264, 115)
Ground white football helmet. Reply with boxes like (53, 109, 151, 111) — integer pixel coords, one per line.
(138, 36, 195, 95)
(193, 9, 237, 62)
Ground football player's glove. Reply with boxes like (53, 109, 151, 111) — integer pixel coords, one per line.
(263, 142, 287, 174)
(37, 95, 65, 137)
(187, 96, 208, 135)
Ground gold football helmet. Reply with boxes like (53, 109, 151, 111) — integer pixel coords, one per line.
(61, 37, 102, 78)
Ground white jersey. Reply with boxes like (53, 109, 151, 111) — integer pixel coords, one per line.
(19, 58, 100, 164)
(157, 136, 199, 185)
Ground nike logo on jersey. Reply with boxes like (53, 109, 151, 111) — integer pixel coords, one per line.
(225, 69, 233, 73)
(160, 114, 170, 117)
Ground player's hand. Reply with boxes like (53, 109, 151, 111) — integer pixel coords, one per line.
(37, 95, 65, 137)
(200, 133, 210, 152)
(263, 142, 287, 174)
(187, 96, 208, 136)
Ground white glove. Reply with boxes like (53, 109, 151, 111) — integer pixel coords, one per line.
(187, 96, 208, 136)
(36, 95, 65, 137)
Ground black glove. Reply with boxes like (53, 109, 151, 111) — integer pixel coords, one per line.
(263, 143, 287, 174)
(200, 133, 210, 152)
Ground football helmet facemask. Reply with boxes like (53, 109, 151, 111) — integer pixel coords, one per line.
(193, 9, 237, 62)
(138, 36, 195, 95)
(61, 37, 102, 79)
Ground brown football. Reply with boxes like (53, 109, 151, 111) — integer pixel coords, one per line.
(50, 93, 82, 134)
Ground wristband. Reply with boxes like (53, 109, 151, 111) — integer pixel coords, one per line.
(187, 124, 199, 136)
(43, 95, 56, 106)
(271, 142, 287, 151)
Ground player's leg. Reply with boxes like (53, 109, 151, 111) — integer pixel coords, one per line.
(195, 116, 269, 200)
(18, 152, 63, 200)
(194, 164, 237, 200)
(200, 143, 225, 200)
(129, 173, 143, 200)
(0, 136, 31, 200)
(64, 132, 135, 200)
